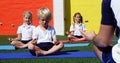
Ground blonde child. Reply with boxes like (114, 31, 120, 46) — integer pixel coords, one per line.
(8, 11, 35, 49)
(66, 12, 87, 42)
(28, 8, 64, 56)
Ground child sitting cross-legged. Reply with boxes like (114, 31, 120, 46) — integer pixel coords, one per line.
(28, 8, 64, 56)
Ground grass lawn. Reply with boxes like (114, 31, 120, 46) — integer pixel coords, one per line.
(0, 35, 117, 63)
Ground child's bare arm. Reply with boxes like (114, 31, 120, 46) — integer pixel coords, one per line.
(8, 34, 22, 42)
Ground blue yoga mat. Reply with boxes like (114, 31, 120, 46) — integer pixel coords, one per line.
(64, 43, 89, 47)
(112, 40, 118, 42)
(0, 51, 96, 59)
(0, 43, 89, 50)
(0, 45, 15, 50)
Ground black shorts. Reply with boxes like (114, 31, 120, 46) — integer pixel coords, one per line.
(36, 42, 54, 51)
(21, 40, 32, 44)
(102, 46, 116, 63)
(29, 42, 54, 56)
(74, 35, 83, 38)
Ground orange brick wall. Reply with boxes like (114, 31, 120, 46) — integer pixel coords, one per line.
(0, 0, 53, 35)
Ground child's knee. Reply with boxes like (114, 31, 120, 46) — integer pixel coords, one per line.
(58, 42, 64, 49)
(10, 41, 16, 45)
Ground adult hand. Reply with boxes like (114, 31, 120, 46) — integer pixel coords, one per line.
(80, 30, 96, 42)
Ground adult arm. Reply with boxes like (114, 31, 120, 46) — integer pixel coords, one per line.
(93, 24, 115, 47)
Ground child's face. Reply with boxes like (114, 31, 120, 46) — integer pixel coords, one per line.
(39, 14, 49, 27)
(23, 15, 32, 24)
(74, 14, 82, 23)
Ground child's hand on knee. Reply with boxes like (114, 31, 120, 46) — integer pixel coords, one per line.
(53, 40, 60, 45)
(8, 38, 13, 42)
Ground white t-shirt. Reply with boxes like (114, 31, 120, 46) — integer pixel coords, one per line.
(70, 23, 86, 36)
(17, 24, 35, 40)
(110, 0, 120, 62)
(32, 26, 56, 44)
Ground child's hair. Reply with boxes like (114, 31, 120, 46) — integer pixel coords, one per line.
(23, 11, 32, 20)
(73, 12, 83, 23)
(37, 8, 52, 21)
